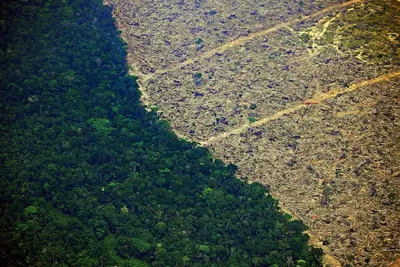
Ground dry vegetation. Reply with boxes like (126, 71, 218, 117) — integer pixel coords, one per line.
(105, 0, 400, 265)
(211, 77, 400, 266)
(107, 0, 349, 74)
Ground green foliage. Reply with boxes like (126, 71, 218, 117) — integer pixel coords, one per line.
(87, 118, 113, 135)
(23, 206, 38, 216)
(120, 259, 150, 267)
(201, 187, 214, 195)
(132, 238, 152, 254)
(248, 116, 257, 123)
(297, 259, 308, 267)
(0, 0, 322, 266)
(197, 244, 210, 253)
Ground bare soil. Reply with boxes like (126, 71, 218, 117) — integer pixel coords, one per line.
(105, 0, 400, 265)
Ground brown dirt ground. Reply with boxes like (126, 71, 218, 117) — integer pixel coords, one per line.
(104, 0, 400, 265)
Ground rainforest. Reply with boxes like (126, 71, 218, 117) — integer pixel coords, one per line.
(0, 0, 323, 266)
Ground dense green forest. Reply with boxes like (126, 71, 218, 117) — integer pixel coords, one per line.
(0, 0, 322, 266)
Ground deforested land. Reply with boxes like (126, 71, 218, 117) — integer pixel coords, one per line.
(1, 0, 326, 266)
(106, 0, 400, 265)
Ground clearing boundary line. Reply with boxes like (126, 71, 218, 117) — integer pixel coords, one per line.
(142, 0, 366, 80)
(200, 71, 400, 146)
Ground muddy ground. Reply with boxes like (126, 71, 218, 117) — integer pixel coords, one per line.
(105, 0, 400, 265)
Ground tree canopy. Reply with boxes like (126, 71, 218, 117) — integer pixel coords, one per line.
(0, 0, 322, 266)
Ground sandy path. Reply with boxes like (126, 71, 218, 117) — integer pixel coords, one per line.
(141, 0, 366, 79)
(201, 71, 400, 146)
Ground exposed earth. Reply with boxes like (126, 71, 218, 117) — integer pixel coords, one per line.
(104, 0, 400, 265)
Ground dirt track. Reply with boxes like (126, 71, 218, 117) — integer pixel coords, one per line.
(105, 0, 400, 265)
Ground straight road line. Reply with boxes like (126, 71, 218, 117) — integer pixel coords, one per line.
(200, 71, 400, 146)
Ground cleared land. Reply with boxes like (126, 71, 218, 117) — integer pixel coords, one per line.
(105, 0, 400, 265)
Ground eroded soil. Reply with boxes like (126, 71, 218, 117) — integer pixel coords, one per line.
(105, 0, 400, 265)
